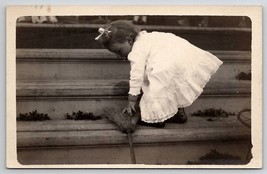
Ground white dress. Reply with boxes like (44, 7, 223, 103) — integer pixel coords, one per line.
(127, 31, 223, 123)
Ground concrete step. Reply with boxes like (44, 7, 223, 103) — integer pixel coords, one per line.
(16, 96, 251, 120)
(17, 117, 250, 146)
(16, 49, 251, 80)
(16, 79, 250, 96)
(17, 117, 251, 164)
(16, 49, 251, 61)
(16, 94, 250, 120)
(16, 60, 251, 81)
(16, 23, 251, 50)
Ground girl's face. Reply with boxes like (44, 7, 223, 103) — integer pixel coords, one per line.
(108, 41, 133, 60)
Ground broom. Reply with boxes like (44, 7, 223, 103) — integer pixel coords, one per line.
(103, 106, 140, 164)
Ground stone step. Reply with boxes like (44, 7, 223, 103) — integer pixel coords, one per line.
(16, 23, 251, 50)
(17, 118, 248, 132)
(17, 117, 251, 164)
(16, 49, 251, 80)
(18, 139, 251, 165)
(16, 61, 251, 81)
(17, 117, 250, 147)
(16, 49, 251, 61)
(17, 94, 250, 120)
(17, 79, 250, 96)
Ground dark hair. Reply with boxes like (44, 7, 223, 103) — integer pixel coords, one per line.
(100, 20, 141, 49)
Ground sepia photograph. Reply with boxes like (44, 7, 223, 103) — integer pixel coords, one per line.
(6, 5, 262, 168)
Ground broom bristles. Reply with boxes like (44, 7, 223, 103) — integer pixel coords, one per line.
(103, 106, 140, 133)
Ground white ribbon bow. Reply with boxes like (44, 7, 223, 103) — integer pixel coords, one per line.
(95, 27, 111, 40)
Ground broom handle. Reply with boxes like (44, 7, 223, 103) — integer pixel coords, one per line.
(127, 132, 136, 164)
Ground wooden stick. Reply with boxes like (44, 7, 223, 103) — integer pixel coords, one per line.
(127, 132, 136, 164)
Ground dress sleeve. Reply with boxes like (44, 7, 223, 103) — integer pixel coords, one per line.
(127, 35, 150, 96)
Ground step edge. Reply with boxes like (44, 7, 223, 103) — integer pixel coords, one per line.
(16, 49, 251, 62)
(16, 117, 246, 132)
(17, 128, 251, 148)
(16, 23, 252, 32)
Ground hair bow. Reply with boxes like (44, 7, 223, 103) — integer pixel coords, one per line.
(95, 27, 111, 40)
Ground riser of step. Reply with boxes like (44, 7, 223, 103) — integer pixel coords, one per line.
(16, 119, 246, 132)
(16, 49, 251, 61)
(16, 24, 251, 50)
(16, 61, 251, 81)
(17, 139, 250, 165)
(17, 117, 250, 147)
(17, 140, 250, 165)
(16, 95, 250, 120)
(16, 80, 250, 96)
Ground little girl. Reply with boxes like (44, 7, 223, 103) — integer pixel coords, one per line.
(95, 20, 223, 126)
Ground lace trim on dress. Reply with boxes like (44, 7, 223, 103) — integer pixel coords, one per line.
(141, 109, 178, 123)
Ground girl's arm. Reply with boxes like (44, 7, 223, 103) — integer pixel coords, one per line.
(127, 35, 150, 96)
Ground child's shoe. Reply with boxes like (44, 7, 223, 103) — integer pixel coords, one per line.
(166, 108, 188, 124)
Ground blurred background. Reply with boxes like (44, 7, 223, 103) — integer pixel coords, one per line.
(16, 15, 251, 28)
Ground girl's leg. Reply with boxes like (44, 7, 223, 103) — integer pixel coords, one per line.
(166, 108, 188, 124)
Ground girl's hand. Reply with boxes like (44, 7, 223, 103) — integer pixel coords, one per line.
(122, 101, 136, 116)
(122, 94, 138, 116)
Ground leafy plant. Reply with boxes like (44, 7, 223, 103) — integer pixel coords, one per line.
(17, 110, 50, 121)
(187, 149, 247, 165)
(192, 108, 235, 118)
(65, 111, 102, 120)
(236, 70, 251, 80)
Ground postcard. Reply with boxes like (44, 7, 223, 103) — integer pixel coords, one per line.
(6, 5, 262, 168)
